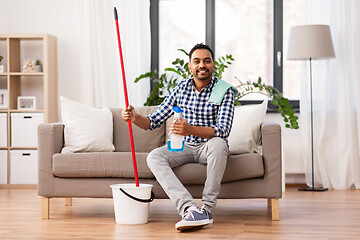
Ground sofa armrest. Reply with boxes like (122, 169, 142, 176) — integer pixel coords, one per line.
(38, 123, 64, 197)
(261, 122, 282, 197)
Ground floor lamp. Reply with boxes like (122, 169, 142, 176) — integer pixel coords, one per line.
(287, 25, 335, 191)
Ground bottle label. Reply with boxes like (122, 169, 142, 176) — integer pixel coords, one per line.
(168, 139, 184, 152)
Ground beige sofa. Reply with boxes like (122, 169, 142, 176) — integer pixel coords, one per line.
(38, 106, 282, 220)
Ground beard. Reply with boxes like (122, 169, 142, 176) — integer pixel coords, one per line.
(194, 68, 212, 81)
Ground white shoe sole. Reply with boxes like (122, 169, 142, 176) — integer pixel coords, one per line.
(175, 219, 213, 231)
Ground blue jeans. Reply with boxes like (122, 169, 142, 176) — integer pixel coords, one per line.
(147, 137, 229, 215)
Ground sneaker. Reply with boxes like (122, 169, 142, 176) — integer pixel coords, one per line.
(175, 206, 213, 231)
(200, 205, 213, 223)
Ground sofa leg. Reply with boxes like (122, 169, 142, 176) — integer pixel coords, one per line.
(41, 197, 50, 219)
(270, 198, 280, 221)
(65, 198, 72, 206)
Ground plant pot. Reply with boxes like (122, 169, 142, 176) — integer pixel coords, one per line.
(34, 65, 42, 72)
(0, 65, 5, 73)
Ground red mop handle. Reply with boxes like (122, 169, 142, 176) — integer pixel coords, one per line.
(114, 7, 139, 187)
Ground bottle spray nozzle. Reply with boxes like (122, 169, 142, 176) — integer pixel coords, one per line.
(172, 106, 183, 113)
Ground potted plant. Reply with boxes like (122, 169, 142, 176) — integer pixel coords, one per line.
(135, 49, 299, 129)
(0, 56, 4, 73)
(35, 59, 42, 72)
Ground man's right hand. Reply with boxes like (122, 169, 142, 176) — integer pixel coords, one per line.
(122, 105, 136, 123)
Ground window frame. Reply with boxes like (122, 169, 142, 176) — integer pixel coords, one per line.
(150, 0, 299, 112)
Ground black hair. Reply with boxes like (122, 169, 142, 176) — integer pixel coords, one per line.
(189, 43, 214, 61)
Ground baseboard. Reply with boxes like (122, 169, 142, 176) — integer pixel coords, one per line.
(285, 183, 307, 188)
(285, 173, 305, 185)
(0, 184, 38, 189)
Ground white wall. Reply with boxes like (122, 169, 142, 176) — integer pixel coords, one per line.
(265, 113, 305, 174)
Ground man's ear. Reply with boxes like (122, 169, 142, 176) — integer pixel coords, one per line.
(187, 62, 191, 71)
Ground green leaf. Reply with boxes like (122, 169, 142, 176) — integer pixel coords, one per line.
(134, 72, 150, 82)
(177, 49, 189, 56)
(284, 104, 292, 112)
(134, 70, 158, 82)
(280, 98, 289, 105)
(271, 99, 278, 105)
(275, 94, 282, 101)
(287, 109, 295, 116)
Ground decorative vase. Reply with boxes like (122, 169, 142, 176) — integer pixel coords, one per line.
(35, 65, 42, 72)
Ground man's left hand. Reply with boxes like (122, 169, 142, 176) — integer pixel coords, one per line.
(170, 118, 193, 136)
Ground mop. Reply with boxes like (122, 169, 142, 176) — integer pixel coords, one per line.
(113, 7, 139, 187)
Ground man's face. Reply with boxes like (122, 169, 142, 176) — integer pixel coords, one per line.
(188, 49, 214, 82)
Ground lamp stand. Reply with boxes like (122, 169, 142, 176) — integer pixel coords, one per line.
(299, 58, 328, 192)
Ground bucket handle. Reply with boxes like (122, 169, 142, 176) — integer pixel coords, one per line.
(119, 188, 155, 203)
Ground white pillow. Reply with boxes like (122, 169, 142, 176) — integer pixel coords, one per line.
(228, 99, 268, 155)
(60, 96, 115, 153)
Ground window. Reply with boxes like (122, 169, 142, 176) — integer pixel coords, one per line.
(150, 0, 301, 110)
(159, 0, 205, 73)
(215, 0, 273, 99)
(283, 0, 305, 100)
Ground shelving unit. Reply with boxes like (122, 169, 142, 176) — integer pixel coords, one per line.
(0, 34, 58, 186)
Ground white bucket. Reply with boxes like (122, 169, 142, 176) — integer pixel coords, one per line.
(110, 183, 154, 225)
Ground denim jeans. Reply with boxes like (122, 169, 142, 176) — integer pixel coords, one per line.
(147, 137, 229, 215)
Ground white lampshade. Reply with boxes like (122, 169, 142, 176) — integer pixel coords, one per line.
(287, 25, 335, 60)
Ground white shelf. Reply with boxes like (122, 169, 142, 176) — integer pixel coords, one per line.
(0, 34, 58, 185)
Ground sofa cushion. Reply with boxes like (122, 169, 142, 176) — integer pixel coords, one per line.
(52, 152, 154, 178)
(60, 96, 115, 153)
(111, 106, 165, 153)
(174, 153, 264, 184)
(52, 152, 264, 184)
(228, 100, 268, 155)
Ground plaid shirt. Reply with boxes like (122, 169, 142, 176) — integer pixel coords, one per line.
(147, 76, 235, 143)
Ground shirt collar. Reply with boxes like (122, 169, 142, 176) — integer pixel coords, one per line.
(187, 76, 218, 93)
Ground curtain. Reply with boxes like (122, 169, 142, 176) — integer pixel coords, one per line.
(81, 0, 150, 108)
(302, 0, 360, 189)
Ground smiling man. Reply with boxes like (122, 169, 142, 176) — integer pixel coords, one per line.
(122, 43, 235, 231)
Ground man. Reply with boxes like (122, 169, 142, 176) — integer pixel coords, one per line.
(122, 43, 235, 231)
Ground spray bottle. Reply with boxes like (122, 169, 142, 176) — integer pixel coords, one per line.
(168, 107, 185, 152)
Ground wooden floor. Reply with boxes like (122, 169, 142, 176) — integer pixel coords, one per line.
(0, 187, 359, 240)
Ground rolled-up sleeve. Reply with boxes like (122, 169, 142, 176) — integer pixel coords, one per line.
(211, 88, 235, 138)
(147, 86, 178, 130)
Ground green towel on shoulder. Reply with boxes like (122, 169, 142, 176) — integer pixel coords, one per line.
(209, 79, 238, 104)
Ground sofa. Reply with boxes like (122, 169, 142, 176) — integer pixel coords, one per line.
(38, 106, 282, 220)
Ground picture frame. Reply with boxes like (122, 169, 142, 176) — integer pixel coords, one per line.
(0, 89, 8, 109)
(0, 64, 5, 73)
(22, 60, 35, 72)
(17, 96, 36, 110)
